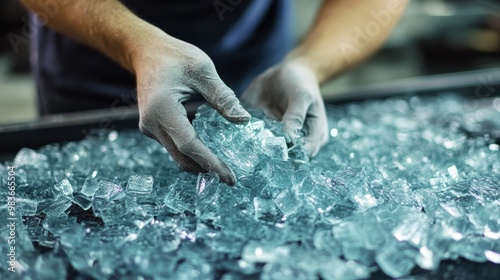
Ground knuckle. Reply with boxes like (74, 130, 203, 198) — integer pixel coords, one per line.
(182, 52, 213, 75)
(176, 135, 197, 154)
(138, 121, 147, 134)
(138, 107, 161, 136)
(285, 114, 304, 126)
(138, 121, 156, 140)
(138, 117, 152, 134)
(213, 90, 238, 109)
(183, 61, 213, 80)
(139, 109, 155, 126)
(176, 143, 190, 154)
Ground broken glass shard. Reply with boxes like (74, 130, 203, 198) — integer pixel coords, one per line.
(3, 94, 499, 279)
(126, 175, 154, 195)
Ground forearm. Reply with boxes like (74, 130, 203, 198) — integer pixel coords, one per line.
(288, 0, 409, 84)
(20, 0, 162, 73)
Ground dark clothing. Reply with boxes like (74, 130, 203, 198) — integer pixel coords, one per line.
(30, 0, 293, 115)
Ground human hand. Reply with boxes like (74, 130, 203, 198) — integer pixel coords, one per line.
(242, 61, 329, 156)
(133, 32, 250, 185)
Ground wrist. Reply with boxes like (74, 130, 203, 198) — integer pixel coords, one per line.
(120, 22, 169, 74)
(283, 51, 323, 84)
(284, 48, 328, 84)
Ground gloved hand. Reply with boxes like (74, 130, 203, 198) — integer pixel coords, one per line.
(134, 34, 250, 185)
(242, 61, 329, 156)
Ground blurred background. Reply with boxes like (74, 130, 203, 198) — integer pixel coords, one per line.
(0, 0, 499, 124)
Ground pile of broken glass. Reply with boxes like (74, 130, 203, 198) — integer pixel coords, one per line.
(1, 93, 499, 279)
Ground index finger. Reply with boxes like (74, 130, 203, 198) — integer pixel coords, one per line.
(302, 102, 329, 157)
(193, 73, 251, 123)
(157, 101, 237, 185)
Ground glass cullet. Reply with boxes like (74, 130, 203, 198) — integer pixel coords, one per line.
(1, 94, 499, 279)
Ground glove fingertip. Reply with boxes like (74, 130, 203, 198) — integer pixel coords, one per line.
(303, 141, 320, 158)
(220, 169, 236, 186)
(216, 160, 237, 186)
(228, 105, 251, 123)
(283, 124, 301, 142)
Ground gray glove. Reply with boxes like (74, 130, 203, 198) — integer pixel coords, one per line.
(135, 36, 250, 185)
(242, 61, 329, 156)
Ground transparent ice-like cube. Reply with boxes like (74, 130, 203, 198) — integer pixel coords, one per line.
(54, 178, 74, 197)
(262, 137, 288, 161)
(241, 240, 290, 263)
(93, 199, 127, 224)
(195, 173, 222, 220)
(163, 181, 196, 213)
(253, 197, 277, 221)
(14, 148, 49, 167)
(375, 242, 417, 278)
(126, 175, 154, 194)
(70, 193, 92, 210)
(34, 254, 68, 279)
(17, 198, 38, 216)
(318, 258, 370, 280)
(81, 176, 100, 197)
(42, 216, 78, 237)
(126, 193, 162, 216)
(260, 262, 315, 280)
(41, 197, 72, 217)
(274, 189, 300, 216)
(392, 211, 431, 247)
(95, 180, 124, 201)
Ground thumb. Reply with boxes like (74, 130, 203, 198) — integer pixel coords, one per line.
(282, 95, 310, 140)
